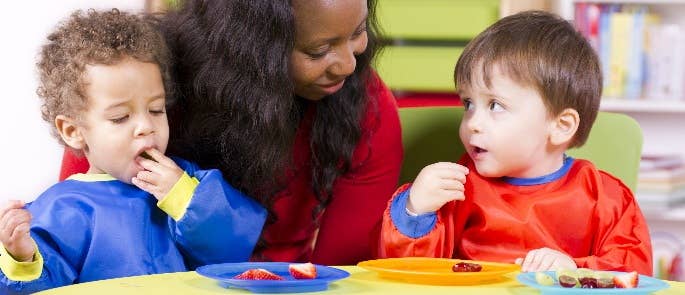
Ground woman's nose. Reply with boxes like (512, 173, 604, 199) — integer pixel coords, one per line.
(329, 44, 358, 77)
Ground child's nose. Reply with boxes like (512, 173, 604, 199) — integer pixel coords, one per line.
(465, 111, 483, 133)
(134, 115, 155, 137)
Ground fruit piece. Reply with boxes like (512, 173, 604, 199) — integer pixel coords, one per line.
(452, 262, 483, 272)
(596, 272, 616, 288)
(140, 151, 157, 162)
(288, 262, 317, 279)
(234, 268, 284, 280)
(614, 271, 639, 288)
(535, 272, 555, 286)
(555, 269, 579, 288)
(558, 275, 579, 288)
(579, 277, 598, 288)
(575, 268, 595, 279)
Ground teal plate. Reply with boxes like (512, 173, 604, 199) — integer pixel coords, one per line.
(517, 271, 669, 294)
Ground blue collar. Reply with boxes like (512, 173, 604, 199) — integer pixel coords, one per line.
(501, 156, 574, 186)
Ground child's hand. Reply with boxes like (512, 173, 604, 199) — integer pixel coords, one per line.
(131, 148, 184, 201)
(0, 200, 36, 262)
(515, 247, 577, 272)
(407, 162, 469, 215)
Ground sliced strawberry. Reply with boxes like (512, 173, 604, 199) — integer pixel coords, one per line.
(613, 271, 639, 288)
(234, 268, 284, 280)
(288, 262, 317, 279)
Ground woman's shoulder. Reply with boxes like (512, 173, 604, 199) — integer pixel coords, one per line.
(365, 70, 397, 109)
(361, 70, 399, 128)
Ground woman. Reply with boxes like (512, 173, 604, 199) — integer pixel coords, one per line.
(162, 0, 401, 265)
(62, 0, 402, 265)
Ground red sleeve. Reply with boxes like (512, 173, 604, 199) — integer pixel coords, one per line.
(311, 73, 403, 265)
(379, 184, 459, 258)
(573, 173, 653, 275)
(59, 148, 89, 181)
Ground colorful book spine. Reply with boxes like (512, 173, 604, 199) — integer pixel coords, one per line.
(605, 12, 632, 98)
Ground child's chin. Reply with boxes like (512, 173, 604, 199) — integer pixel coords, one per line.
(473, 165, 504, 178)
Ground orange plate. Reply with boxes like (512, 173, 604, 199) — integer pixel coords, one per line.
(357, 257, 520, 285)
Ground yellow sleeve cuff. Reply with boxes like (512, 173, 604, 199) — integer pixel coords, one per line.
(0, 242, 43, 281)
(158, 172, 199, 221)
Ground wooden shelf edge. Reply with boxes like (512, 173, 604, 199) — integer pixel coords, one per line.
(599, 99, 685, 113)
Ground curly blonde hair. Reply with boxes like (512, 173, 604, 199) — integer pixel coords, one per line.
(37, 8, 172, 146)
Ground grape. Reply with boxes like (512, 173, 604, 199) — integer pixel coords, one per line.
(596, 272, 616, 288)
(451, 262, 483, 272)
(559, 275, 579, 288)
(535, 272, 555, 286)
(579, 277, 598, 288)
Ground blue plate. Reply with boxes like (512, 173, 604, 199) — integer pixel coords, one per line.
(196, 262, 350, 293)
(517, 271, 669, 294)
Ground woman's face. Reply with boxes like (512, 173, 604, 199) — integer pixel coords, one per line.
(290, 0, 369, 101)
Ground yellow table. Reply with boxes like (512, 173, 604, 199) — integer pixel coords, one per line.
(35, 266, 684, 294)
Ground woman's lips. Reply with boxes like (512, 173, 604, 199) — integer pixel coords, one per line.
(318, 80, 345, 95)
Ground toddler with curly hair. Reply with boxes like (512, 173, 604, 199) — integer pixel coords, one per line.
(0, 9, 265, 294)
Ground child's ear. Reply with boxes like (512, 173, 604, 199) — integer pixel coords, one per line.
(55, 115, 86, 150)
(549, 108, 579, 146)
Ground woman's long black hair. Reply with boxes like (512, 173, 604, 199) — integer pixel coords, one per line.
(161, 0, 381, 216)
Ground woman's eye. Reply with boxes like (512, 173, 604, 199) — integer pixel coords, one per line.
(306, 46, 330, 59)
(352, 26, 367, 38)
(307, 51, 327, 59)
(150, 109, 165, 115)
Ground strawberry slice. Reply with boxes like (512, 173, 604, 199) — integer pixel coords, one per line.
(613, 271, 639, 288)
(288, 262, 317, 279)
(234, 268, 284, 280)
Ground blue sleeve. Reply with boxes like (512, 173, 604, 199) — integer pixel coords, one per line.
(389, 187, 438, 239)
(170, 158, 267, 268)
(1, 194, 83, 294)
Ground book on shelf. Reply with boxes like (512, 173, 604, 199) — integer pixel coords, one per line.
(645, 24, 685, 101)
(574, 3, 685, 101)
(640, 154, 685, 172)
(635, 154, 685, 212)
(605, 12, 631, 98)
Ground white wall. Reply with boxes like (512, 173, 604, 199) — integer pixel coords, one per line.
(0, 1, 145, 203)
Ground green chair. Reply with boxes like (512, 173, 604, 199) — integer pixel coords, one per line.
(398, 106, 643, 191)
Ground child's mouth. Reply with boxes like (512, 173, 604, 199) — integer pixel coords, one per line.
(139, 151, 157, 162)
(474, 147, 487, 154)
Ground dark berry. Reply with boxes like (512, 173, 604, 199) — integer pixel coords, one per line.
(451, 262, 483, 272)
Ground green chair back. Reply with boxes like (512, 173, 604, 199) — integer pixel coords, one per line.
(398, 106, 643, 191)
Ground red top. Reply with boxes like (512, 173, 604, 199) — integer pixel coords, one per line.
(380, 156, 653, 275)
(256, 74, 403, 264)
(60, 74, 403, 265)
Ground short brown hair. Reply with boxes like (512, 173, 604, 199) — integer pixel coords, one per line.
(37, 9, 172, 145)
(455, 10, 601, 148)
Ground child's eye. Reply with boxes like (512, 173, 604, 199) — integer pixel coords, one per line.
(110, 115, 129, 124)
(489, 101, 504, 111)
(461, 99, 472, 110)
(150, 109, 165, 115)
